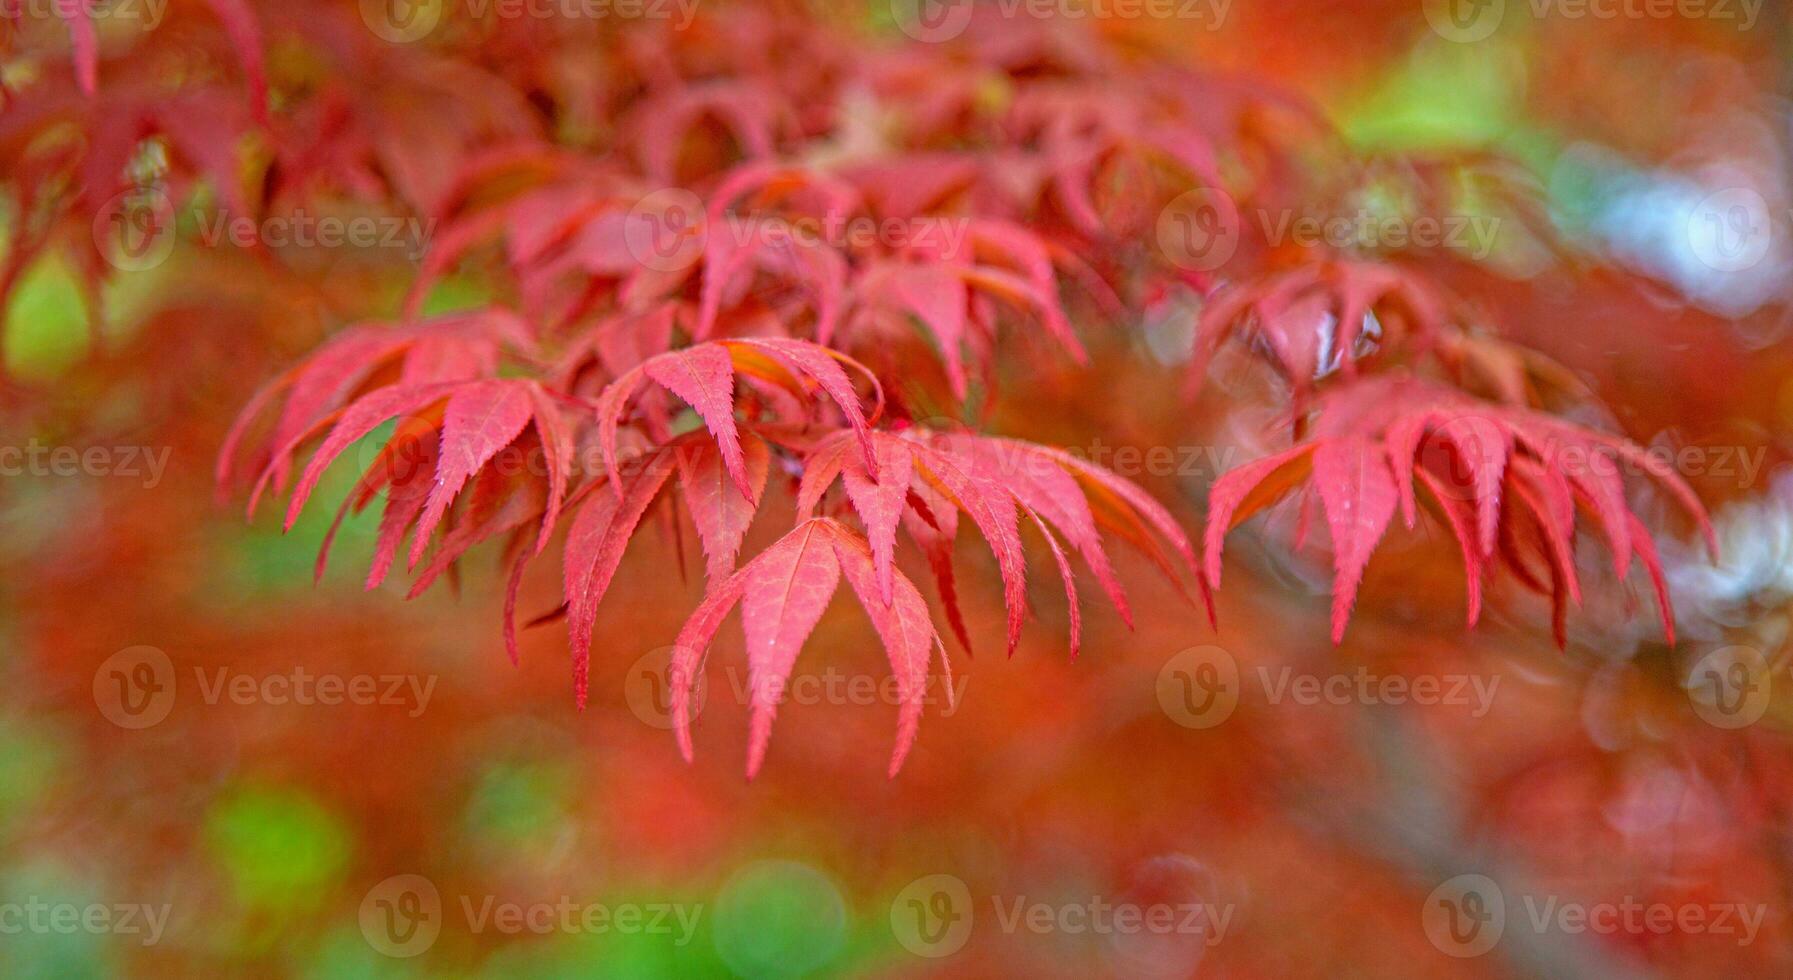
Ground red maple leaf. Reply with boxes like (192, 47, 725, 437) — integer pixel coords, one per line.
(1205, 375, 1716, 645)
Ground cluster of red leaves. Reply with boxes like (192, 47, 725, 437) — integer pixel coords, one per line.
(1204, 376, 1716, 645)
(10, 2, 1713, 773)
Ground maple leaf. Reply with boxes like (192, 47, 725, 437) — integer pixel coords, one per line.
(628, 80, 790, 184)
(261, 50, 541, 225)
(548, 413, 1204, 754)
(1004, 80, 1222, 240)
(838, 221, 1096, 404)
(553, 428, 784, 697)
(1204, 375, 1716, 644)
(157, 1, 1734, 790)
(260, 376, 572, 586)
(0, 75, 262, 337)
(558, 337, 881, 701)
(796, 426, 1209, 660)
(1190, 260, 1450, 408)
(217, 309, 533, 501)
(692, 164, 860, 343)
(218, 309, 588, 621)
(664, 517, 948, 779)
(403, 165, 663, 324)
(42, 0, 267, 107)
(591, 336, 880, 506)
(52, 0, 97, 95)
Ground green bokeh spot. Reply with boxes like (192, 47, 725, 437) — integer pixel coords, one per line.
(204, 783, 353, 911)
(471, 894, 726, 980)
(464, 761, 573, 851)
(1337, 36, 1530, 153)
(210, 425, 389, 597)
(419, 277, 493, 317)
(710, 861, 849, 979)
(298, 928, 429, 980)
(0, 717, 63, 832)
(3, 257, 92, 382)
(0, 864, 117, 980)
